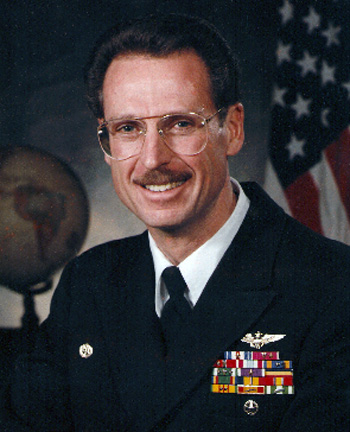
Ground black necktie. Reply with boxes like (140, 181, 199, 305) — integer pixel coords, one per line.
(160, 266, 192, 348)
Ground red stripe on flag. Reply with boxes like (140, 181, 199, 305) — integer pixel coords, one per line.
(324, 127, 350, 222)
(285, 172, 324, 234)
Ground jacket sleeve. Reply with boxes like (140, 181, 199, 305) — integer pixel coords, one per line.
(277, 256, 350, 431)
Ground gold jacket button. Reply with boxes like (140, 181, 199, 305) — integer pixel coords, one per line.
(79, 343, 93, 358)
(243, 399, 259, 416)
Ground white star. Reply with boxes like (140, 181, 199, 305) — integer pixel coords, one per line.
(279, 0, 294, 25)
(287, 135, 306, 160)
(297, 51, 318, 77)
(321, 108, 330, 127)
(322, 22, 341, 47)
(291, 93, 312, 119)
(321, 60, 336, 85)
(276, 41, 292, 65)
(303, 6, 321, 33)
(273, 85, 288, 107)
(343, 80, 350, 99)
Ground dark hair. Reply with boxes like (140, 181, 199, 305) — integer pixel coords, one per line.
(84, 14, 240, 119)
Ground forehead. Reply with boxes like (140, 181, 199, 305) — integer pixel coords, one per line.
(102, 51, 215, 118)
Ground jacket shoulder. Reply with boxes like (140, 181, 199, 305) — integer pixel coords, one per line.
(52, 231, 149, 302)
(72, 231, 148, 268)
(242, 181, 350, 286)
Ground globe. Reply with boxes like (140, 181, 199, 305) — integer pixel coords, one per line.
(0, 146, 89, 292)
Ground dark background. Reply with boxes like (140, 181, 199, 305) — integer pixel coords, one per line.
(0, 0, 277, 328)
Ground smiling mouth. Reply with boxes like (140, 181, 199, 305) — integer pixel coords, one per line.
(144, 181, 185, 192)
(134, 168, 191, 192)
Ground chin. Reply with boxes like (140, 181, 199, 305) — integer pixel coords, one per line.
(141, 213, 186, 232)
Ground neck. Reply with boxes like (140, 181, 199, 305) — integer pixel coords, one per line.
(148, 182, 237, 265)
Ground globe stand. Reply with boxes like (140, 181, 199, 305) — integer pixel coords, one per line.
(22, 291, 39, 330)
(16, 280, 53, 353)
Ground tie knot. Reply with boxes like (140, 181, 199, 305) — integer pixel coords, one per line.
(161, 266, 187, 299)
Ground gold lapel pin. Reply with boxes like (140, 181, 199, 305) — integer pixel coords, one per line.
(79, 343, 93, 359)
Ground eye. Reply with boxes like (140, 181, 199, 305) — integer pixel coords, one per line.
(120, 125, 137, 134)
(175, 119, 193, 128)
(162, 115, 198, 134)
(109, 120, 142, 136)
(173, 117, 196, 129)
(116, 123, 137, 133)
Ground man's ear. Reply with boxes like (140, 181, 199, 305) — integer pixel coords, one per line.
(98, 118, 112, 166)
(225, 103, 245, 156)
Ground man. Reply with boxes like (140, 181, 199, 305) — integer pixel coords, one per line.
(1, 14, 350, 431)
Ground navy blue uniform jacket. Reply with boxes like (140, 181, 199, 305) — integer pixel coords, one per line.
(1, 182, 350, 431)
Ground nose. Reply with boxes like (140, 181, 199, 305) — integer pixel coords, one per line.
(137, 123, 173, 169)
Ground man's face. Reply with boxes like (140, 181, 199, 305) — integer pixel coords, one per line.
(102, 51, 244, 235)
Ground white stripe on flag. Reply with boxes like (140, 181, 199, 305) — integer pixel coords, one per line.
(310, 153, 350, 245)
(263, 160, 291, 215)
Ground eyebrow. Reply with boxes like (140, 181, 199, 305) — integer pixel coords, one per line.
(105, 108, 207, 121)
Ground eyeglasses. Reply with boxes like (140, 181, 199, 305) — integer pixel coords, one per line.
(97, 109, 223, 161)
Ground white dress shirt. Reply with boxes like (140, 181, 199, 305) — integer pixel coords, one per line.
(149, 178, 250, 317)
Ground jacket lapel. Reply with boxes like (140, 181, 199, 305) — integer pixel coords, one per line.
(93, 233, 167, 427)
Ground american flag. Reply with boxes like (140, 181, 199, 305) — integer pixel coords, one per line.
(264, 0, 350, 244)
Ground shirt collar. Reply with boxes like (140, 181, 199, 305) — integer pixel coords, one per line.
(149, 178, 250, 317)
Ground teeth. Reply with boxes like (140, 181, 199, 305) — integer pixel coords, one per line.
(145, 181, 185, 192)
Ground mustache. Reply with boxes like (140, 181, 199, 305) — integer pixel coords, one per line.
(133, 167, 192, 186)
